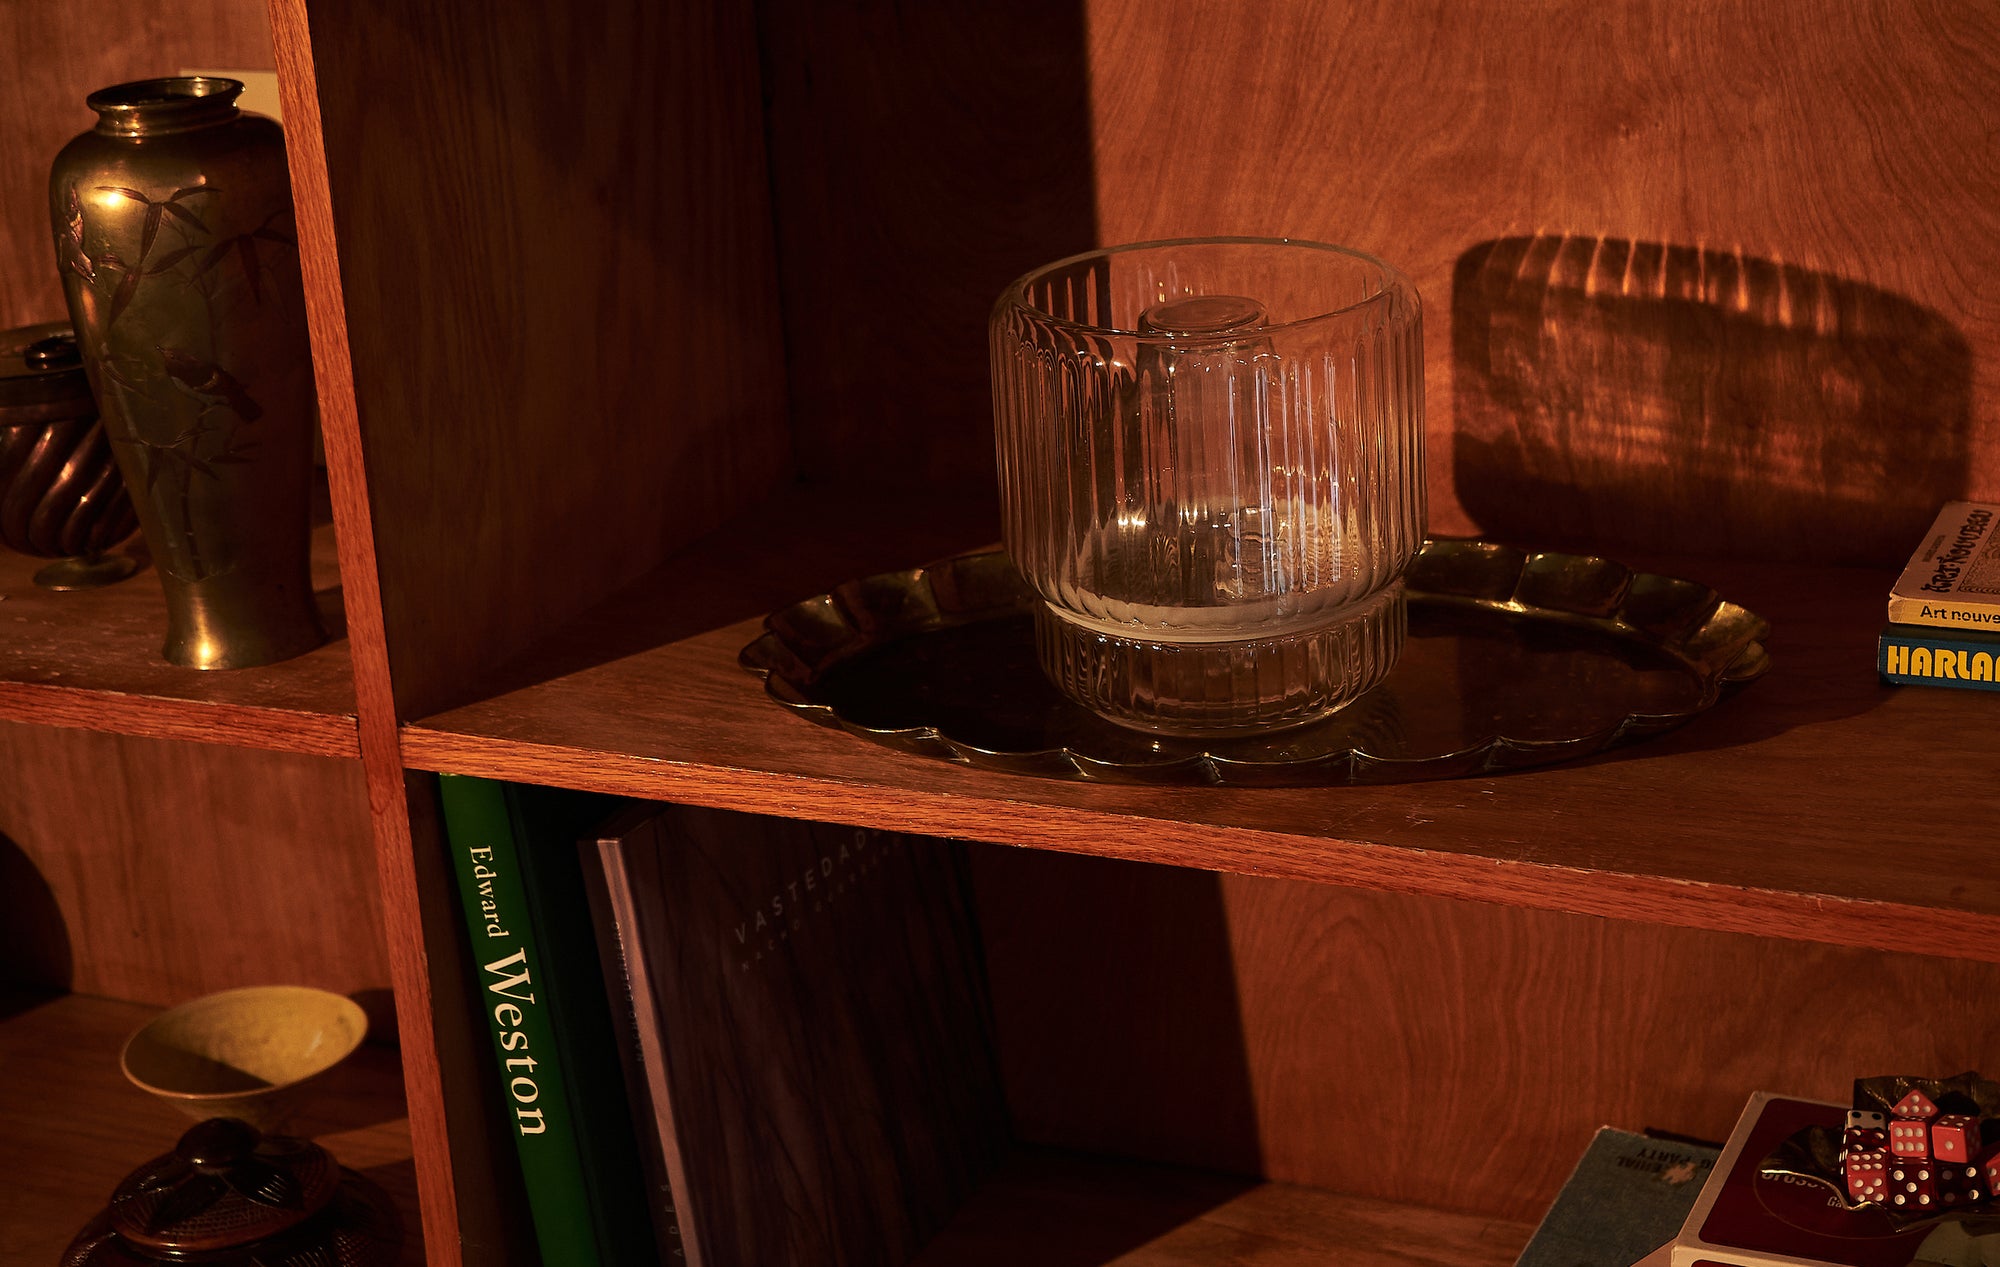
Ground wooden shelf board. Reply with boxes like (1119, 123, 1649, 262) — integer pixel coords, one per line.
(0, 991, 420, 1265)
(396, 487, 2000, 962)
(0, 520, 359, 757)
(913, 1147, 1534, 1266)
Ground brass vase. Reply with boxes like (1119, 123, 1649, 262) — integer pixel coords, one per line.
(50, 77, 324, 669)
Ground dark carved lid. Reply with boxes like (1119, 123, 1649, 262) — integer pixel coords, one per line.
(109, 1117, 339, 1251)
(61, 1118, 399, 1267)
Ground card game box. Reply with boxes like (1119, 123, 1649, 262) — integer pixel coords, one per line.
(1669, 1094, 1941, 1267)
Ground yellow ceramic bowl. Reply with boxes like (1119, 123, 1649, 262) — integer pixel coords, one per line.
(121, 985, 368, 1131)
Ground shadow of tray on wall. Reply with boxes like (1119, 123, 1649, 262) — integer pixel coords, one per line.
(738, 540, 1772, 787)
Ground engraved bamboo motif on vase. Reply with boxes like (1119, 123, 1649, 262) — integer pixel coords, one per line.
(50, 76, 324, 668)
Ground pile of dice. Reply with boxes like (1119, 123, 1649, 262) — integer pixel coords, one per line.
(1844, 1088, 2000, 1213)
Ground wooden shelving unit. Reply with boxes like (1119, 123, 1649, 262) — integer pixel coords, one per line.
(3, 0, 1997, 1264)
(399, 497, 2000, 963)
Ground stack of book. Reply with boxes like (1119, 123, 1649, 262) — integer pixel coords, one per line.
(437, 776, 1006, 1267)
(1878, 501, 2000, 693)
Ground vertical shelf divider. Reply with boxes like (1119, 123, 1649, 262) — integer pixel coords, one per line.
(266, 3, 465, 1261)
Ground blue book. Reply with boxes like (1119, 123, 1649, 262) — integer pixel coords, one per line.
(1516, 1128, 1720, 1267)
(1878, 623, 2000, 692)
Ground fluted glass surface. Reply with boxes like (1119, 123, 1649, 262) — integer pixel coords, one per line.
(990, 238, 1425, 734)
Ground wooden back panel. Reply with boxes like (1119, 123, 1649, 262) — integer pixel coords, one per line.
(0, 722, 385, 1005)
(1081, 0, 2000, 562)
(757, 0, 1101, 497)
(761, 0, 1999, 564)
(0, 0, 276, 330)
(301, 0, 792, 720)
(970, 15, 2000, 1211)
(974, 846, 2000, 1223)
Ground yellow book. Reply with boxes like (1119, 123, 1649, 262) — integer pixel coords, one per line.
(1886, 501, 2000, 630)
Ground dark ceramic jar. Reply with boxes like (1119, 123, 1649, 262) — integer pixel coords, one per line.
(0, 321, 138, 588)
(60, 1117, 399, 1266)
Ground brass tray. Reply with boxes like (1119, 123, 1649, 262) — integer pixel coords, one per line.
(738, 540, 1771, 786)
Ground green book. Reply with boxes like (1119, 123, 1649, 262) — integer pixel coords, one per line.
(437, 775, 653, 1267)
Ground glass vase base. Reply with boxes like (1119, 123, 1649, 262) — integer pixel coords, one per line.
(1033, 584, 1407, 737)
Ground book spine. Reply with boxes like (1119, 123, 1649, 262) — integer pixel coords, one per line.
(1885, 594, 2000, 630)
(510, 788, 662, 1267)
(438, 774, 603, 1267)
(1877, 630, 2000, 692)
(588, 836, 701, 1267)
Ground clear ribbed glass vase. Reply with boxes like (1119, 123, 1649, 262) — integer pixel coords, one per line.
(990, 238, 1425, 735)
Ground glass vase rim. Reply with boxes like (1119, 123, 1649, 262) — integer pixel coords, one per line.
(993, 235, 1416, 339)
(87, 76, 245, 136)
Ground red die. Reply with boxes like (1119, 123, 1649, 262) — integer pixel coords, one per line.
(1845, 1126, 1889, 1152)
(1936, 1160, 1987, 1208)
(1980, 1145, 2000, 1192)
(1889, 1160, 1938, 1212)
(1890, 1118, 1932, 1159)
(1932, 1114, 1980, 1163)
(1893, 1090, 1940, 1120)
(1846, 1148, 1891, 1204)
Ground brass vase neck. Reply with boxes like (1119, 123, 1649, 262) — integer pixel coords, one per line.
(87, 77, 244, 138)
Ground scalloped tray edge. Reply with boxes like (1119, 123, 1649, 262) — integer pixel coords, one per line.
(737, 539, 1772, 786)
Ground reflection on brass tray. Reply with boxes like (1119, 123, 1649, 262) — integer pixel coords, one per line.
(738, 540, 1772, 786)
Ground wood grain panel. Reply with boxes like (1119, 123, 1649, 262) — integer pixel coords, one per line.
(302, 0, 791, 721)
(1078, 0, 2000, 562)
(1453, 234, 1972, 564)
(973, 847, 2000, 1223)
(757, 0, 1100, 493)
(0, 723, 385, 1005)
(0, 0, 274, 331)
